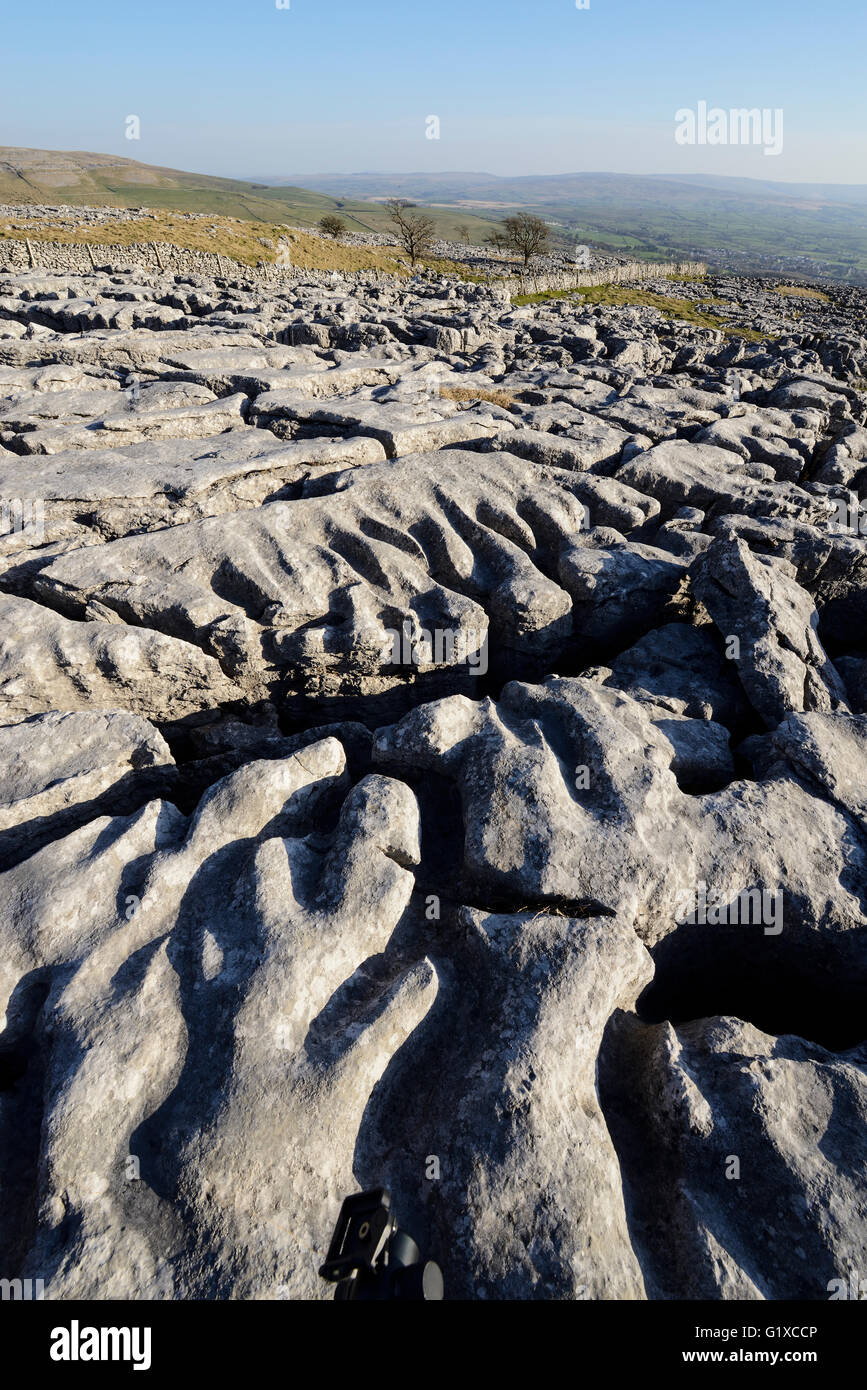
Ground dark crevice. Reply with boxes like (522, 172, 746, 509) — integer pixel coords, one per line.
(0, 763, 180, 873)
(0, 971, 51, 1275)
(637, 922, 867, 1052)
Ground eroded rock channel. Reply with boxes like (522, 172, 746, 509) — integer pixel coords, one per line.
(0, 255, 865, 1299)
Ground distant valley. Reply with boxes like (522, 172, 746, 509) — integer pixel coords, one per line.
(264, 170, 867, 285)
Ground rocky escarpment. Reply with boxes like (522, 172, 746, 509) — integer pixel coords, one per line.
(0, 250, 865, 1301)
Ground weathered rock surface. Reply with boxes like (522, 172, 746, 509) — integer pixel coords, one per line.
(26, 450, 590, 707)
(0, 709, 176, 868)
(600, 1015, 867, 1299)
(691, 538, 848, 728)
(1, 251, 866, 1302)
(0, 593, 243, 722)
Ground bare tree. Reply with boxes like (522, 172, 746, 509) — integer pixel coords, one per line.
(318, 214, 346, 238)
(456, 222, 473, 244)
(386, 199, 436, 268)
(502, 212, 551, 268)
(484, 229, 509, 252)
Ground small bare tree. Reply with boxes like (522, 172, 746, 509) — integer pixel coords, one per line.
(503, 212, 551, 268)
(456, 222, 473, 244)
(484, 229, 508, 252)
(386, 199, 436, 268)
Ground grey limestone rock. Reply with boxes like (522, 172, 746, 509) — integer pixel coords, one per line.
(1, 253, 866, 1302)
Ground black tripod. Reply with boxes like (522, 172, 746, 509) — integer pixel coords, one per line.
(319, 1188, 443, 1301)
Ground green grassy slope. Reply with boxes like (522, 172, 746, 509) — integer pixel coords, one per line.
(0, 148, 502, 243)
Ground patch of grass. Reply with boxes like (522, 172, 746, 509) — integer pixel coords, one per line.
(511, 282, 775, 343)
(774, 284, 830, 302)
(439, 385, 518, 410)
(0, 212, 389, 271)
(513, 283, 721, 323)
(723, 326, 769, 344)
(511, 287, 580, 306)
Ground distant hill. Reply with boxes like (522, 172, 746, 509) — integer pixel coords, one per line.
(0, 147, 501, 243)
(263, 171, 867, 283)
(263, 169, 867, 206)
(657, 174, 867, 206)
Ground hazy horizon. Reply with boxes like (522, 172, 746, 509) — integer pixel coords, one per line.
(237, 169, 867, 191)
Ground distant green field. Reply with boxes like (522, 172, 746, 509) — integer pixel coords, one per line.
(547, 204, 867, 282)
(287, 171, 867, 285)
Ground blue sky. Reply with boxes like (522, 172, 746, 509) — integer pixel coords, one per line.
(1, 0, 864, 182)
